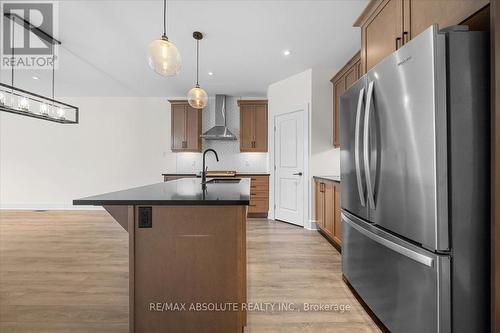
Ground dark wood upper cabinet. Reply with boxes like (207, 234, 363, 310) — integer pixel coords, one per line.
(169, 100, 202, 152)
(363, 0, 403, 72)
(404, 0, 490, 39)
(330, 52, 361, 148)
(355, 0, 490, 73)
(238, 100, 268, 152)
(239, 103, 254, 151)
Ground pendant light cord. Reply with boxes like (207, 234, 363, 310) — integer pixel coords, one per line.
(11, 18, 15, 88)
(52, 45, 55, 101)
(196, 39, 199, 86)
(163, 0, 167, 36)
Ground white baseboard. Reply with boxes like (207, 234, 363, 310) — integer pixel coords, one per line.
(0, 203, 103, 211)
(306, 220, 319, 231)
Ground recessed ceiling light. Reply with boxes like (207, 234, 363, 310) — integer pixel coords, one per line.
(32, 76, 39, 80)
(283, 50, 291, 56)
(208, 72, 214, 76)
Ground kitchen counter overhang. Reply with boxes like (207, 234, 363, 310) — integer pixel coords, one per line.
(73, 178, 250, 206)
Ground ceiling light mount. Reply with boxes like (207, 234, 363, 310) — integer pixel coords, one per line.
(193, 31, 203, 40)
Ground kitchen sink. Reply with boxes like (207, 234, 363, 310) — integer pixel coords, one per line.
(206, 178, 241, 184)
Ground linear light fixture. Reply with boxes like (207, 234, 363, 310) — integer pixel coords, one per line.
(0, 83, 78, 124)
(0, 12, 78, 124)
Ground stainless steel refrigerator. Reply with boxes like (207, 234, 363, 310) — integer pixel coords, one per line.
(340, 25, 490, 333)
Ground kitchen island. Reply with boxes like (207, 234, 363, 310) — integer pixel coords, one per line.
(73, 178, 250, 333)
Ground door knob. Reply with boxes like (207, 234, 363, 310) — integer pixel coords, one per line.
(293, 172, 303, 176)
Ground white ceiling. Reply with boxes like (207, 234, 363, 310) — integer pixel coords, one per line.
(0, 0, 367, 97)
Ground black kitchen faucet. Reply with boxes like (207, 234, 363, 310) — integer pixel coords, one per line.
(201, 149, 219, 190)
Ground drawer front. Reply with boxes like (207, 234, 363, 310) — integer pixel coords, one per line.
(249, 176, 269, 200)
(250, 186, 268, 195)
(250, 176, 269, 185)
(250, 189, 268, 198)
(248, 199, 269, 214)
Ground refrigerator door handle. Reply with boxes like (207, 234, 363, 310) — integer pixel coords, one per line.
(363, 81, 376, 209)
(354, 87, 366, 207)
(342, 213, 434, 267)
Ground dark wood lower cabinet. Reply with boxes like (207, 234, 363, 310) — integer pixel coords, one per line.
(315, 179, 342, 251)
(245, 176, 269, 218)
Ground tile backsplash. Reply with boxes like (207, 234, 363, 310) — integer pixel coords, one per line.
(175, 96, 269, 173)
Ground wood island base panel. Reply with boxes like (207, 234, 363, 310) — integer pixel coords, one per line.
(108, 205, 247, 333)
(73, 179, 250, 333)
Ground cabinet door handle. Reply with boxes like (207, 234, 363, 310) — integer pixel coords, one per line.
(395, 37, 402, 50)
(320, 183, 325, 192)
(402, 31, 409, 44)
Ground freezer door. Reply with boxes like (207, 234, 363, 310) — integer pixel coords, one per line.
(364, 25, 448, 250)
(340, 76, 369, 220)
(342, 211, 451, 333)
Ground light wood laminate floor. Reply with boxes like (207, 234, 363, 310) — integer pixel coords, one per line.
(0, 210, 380, 333)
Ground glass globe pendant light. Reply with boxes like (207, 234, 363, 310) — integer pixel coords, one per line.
(147, 0, 181, 77)
(187, 31, 208, 109)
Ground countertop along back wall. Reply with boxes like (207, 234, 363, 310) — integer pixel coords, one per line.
(0, 97, 176, 209)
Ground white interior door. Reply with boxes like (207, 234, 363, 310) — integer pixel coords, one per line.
(274, 110, 305, 226)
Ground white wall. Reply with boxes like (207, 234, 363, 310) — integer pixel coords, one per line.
(268, 67, 346, 229)
(311, 67, 341, 177)
(0, 97, 175, 209)
(309, 67, 343, 229)
(174, 96, 268, 173)
(267, 69, 312, 227)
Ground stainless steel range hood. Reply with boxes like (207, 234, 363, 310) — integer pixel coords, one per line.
(201, 95, 237, 140)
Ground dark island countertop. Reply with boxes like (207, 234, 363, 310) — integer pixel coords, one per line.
(73, 178, 250, 206)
